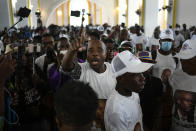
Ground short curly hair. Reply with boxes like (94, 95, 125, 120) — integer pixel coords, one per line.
(54, 80, 98, 126)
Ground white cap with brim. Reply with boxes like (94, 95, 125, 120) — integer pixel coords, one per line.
(119, 40, 134, 48)
(111, 50, 154, 77)
(59, 34, 69, 40)
(160, 29, 174, 40)
(176, 40, 196, 60)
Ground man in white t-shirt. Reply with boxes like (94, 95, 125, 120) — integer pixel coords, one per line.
(62, 39, 117, 130)
(62, 39, 116, 99)
(132, 25, 148, 52)
(104, 51, 154, 131)
(146, 27, 160, 52)
(169, 40, 196, 131)
(174, 28, 185, 52)
(152, 29, 176, 79)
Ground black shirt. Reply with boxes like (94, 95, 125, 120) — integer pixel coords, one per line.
(139, 75, 163, 129)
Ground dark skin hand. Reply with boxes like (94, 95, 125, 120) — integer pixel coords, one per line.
(62, 30, 85, 71)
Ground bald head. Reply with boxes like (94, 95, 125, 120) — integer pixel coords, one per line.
(87, 40, 107, 73)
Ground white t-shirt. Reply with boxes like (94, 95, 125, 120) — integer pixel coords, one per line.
(152, 51, 176, 79)
(170, 69, 196, 131)
(146, 37, 160, 51)
(104, 90, 143, 131)
(174, 34, 185, 48)
(132, 34, 148, 50)
(0, 40, 4, 53)
(35, 54, 54, 71)
(191, 35, 196, 40)
(79, 62, 117, 99)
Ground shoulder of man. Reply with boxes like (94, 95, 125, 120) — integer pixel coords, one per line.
(35, 54, 46, 64)
(61, 61, 83, 80)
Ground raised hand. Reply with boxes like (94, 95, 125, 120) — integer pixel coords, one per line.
(69, 33, 85, 53)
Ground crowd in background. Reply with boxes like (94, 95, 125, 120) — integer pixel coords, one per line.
(0, 22, 196, 131)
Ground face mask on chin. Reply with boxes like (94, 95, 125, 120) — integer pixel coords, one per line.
(161, 41, 172, 51)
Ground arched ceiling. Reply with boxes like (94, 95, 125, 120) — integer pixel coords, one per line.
(40, 0, 115, 26)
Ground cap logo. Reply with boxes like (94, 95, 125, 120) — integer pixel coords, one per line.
(113, 56, 126, 72)
(182, 43, 192, 50)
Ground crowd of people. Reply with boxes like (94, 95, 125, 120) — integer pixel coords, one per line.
(0, 22, 196, 131)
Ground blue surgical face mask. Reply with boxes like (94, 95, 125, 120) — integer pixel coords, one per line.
(161, 41, 172, 51)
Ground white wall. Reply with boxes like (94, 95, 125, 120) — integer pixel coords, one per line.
(30, 0, 39, 28)
(176, 0, 196, 27)
(3, 0, 196, 31)
(14, 0, 29, 28)
(89, 0, 115, 26)
(0, 0, 116, 29)
(144, 0, 159, 37)
(119, 0, 126, 24)
(0, 0, 11, 30)
(128, 0, 140, 27)
(47, 10, 56, 26)
(101, 0, 115, 25)
(46, 0, 116, 27)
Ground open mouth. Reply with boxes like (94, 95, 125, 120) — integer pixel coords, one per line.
(91, 58, 99, 65)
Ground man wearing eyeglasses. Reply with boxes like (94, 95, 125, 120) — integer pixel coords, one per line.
(35, 33, 56, 72)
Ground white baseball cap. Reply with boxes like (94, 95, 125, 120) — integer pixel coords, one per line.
(59, 34, 69, 40)
(111, 50, 154, 77)
(176, 40, 196, 60)
(160, 29, 174, 40)
(119, 40, 134, 48)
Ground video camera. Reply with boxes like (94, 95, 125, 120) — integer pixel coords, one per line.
(71, 11, 80, 17)
(17, 7, 31, 18)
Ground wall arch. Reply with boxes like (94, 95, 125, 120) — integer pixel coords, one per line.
(43, 0, 115, 27)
